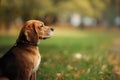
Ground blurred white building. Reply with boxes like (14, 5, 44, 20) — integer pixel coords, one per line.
(82, 16, 97, 27)
(114, 16, 120, 27)
(69, 14, 97, 27)
(70, 13, 81, 27)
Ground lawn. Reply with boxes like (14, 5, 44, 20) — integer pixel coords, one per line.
(0, 27, 120, 80)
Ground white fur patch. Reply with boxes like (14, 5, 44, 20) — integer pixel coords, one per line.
(37, 40, 40, 44)
(32, 57, 41, 73)
(49, 31, 54, 36)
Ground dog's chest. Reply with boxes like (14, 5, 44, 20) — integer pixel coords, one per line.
(32, 53, 41, 73)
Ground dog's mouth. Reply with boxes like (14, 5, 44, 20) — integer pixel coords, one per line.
(42, 37, 49, 40)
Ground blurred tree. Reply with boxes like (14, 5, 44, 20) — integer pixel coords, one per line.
(0, 0, 54, 24)
(0, 0, 22, 30)
(0, 0, 119, 28)
(101, 0, 120, 25)
(57, 0, 110, 18)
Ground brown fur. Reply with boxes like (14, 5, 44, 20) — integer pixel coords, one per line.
(0, 20, 54, 80)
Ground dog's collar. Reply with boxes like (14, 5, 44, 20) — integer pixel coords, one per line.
(16, 40, 38, 46)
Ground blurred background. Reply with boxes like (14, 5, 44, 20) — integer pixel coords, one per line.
(0, 0, 120, 80)
(0, 0, 120, 30)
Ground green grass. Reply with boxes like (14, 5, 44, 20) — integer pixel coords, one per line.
(0, 27, 120, 80)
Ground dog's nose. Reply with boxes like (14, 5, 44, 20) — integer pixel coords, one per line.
(51, 28, 54, 31)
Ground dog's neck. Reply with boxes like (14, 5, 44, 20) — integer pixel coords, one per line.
(16, 40, 39, 46)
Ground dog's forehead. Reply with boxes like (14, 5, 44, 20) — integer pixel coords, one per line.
(26, 20, 44, 27)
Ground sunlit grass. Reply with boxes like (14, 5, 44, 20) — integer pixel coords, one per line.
(54, 27, 87, 38)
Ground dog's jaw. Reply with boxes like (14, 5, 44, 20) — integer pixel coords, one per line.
(49, 31, 54, 36)
(39, 30, 54, 40)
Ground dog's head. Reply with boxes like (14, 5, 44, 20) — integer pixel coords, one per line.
(18, 20, 54, 45)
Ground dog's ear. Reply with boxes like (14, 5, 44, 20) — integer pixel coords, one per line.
(17, 25, 30, 42)
(24, 30, 31, 41)
(32, 23, 43, 40)
(18, 23, 38, 42)
(20, 23, 33, 42)
(32, 23, 38, 35)
(25, 23, 39, 42)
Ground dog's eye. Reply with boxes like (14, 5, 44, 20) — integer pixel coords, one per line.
(38, 26, 41, 29)
(40, 25, 43, 27)
(38, 25, 43, 29)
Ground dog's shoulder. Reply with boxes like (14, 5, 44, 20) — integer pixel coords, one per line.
(0, 46, 18, 66)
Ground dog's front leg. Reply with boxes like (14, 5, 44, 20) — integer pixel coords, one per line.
(30, 72, 36, 80)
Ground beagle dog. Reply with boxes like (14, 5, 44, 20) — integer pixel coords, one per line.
(0, 20, 54, 80)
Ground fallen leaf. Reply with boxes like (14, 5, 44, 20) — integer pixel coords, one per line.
(101, 65, 108, 70)
(74, 72, 80, 79)
(67, 64, 73, 70)
(91, 77, 96, 80)
(74, 53, 82, 59)
(56, 72, 64, 80)
(86, 68, 91, 74)
(113, 65, 120, 77)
